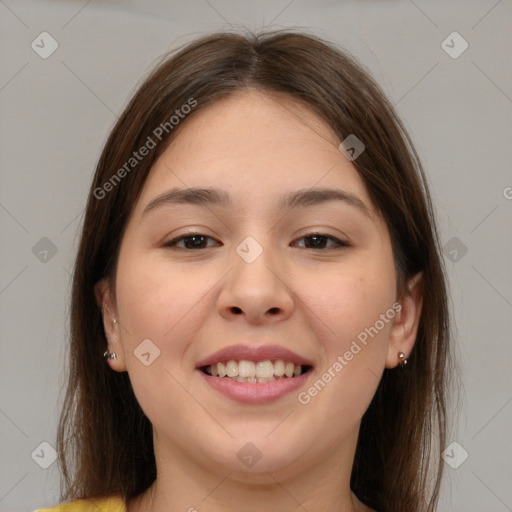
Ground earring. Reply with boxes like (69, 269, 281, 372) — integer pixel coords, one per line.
(112, 317, 117, 324)
(104, 350, 117, 360)
(398, 351, 408, 368)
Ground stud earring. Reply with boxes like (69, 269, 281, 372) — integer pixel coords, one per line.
(398, 351, 408, 367)
(103, 350, 117, 360)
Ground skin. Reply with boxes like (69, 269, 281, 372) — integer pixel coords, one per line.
(96, 89, 423, 512)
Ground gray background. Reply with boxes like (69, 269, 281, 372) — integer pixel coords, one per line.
(1, 0, 511, 511)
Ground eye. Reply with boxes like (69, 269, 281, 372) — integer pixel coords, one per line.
(291, 233, 350, 250)
(163, 232, 350, 251)
(163, 233, 221, 250)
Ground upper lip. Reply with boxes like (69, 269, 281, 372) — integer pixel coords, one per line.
(195, 344, 314, 368)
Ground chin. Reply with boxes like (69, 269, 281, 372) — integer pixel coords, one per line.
(195, 428, 312, 478)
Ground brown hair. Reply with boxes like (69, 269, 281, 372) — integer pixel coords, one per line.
(58, 28, 455, 512)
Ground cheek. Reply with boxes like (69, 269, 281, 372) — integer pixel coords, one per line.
(113, 258, 209, 422)
(116, 253, 206, 331)
(295, 258, 396, 433)
(306, 258, 396, 347)
(114, 255, 214, 380)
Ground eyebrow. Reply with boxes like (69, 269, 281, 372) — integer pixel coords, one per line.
(141, 186, 371, 218)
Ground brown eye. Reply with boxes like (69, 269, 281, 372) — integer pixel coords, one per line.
(292, 233, 350, 250)
(164, 234, 221, 250)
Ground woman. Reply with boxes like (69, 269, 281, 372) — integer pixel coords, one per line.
(37, 29, 454, 512)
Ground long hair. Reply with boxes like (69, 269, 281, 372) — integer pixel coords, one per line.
(57, 29, 455, 512)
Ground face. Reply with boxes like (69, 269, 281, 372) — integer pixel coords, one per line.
(97, 89, 420, 482)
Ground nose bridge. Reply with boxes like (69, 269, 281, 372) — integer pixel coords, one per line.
(232, 233, 281, 290)
(235, 234, 267, 266)
(218, 231, 293, 322)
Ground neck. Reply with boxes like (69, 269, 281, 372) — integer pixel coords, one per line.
(127, 428, 371, 512)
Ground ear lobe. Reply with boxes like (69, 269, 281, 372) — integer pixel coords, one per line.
(385, 272, 424, 369)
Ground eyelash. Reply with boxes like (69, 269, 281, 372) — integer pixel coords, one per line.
(163, 232, 350, 251)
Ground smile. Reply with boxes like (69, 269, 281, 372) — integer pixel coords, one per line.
(200, 359, 312, 383)
(196, 344, 314, 403)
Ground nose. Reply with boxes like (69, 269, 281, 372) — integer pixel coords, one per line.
(217, 239, 294, 325)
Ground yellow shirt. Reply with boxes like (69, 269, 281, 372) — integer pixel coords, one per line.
(35, 496, 126, 512)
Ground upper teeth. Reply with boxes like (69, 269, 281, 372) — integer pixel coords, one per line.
(205, 360, 303, 380)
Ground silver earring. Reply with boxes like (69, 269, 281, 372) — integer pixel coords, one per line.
(104, 350, 117, 360)
(398, 351, 408, 367)
(112, 317, 117, 324)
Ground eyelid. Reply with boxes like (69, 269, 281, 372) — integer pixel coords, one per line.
(163, 232, 221, 249)
(292, 232, 350, 249)
(163, 231, 351, 251)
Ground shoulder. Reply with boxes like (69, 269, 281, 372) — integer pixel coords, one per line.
(34, 496, 125, 512)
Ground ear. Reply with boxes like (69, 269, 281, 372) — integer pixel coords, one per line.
(94, 278, 127, 372)
(385, 272, 423, 369)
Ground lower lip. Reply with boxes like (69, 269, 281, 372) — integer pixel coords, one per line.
(197, 369, 313, 404)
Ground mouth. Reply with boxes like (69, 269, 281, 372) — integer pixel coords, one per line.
(199, 359, 313, 383)
(195, 344, 314, 403)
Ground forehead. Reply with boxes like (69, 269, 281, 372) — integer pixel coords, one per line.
(133, 89, 373, 216)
